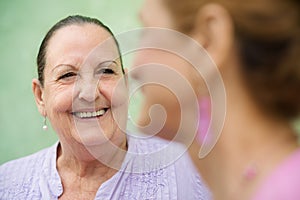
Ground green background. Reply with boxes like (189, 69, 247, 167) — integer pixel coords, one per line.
(1, 0, 299, 165)
(0, 0, 143, 164)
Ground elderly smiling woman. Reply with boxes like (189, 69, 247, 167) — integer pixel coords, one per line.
(0, 15, 210, 200)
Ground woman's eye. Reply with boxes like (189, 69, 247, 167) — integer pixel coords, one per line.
(98, 68, 115, 74)
(58, 72, 76, 80)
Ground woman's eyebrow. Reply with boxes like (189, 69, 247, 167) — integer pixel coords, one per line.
(95, 60, 118, 68)
(51, 64, 77, 73)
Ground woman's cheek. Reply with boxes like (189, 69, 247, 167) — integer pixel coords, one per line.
(102, 78, 128, 107)
(46, 85, 74, 112)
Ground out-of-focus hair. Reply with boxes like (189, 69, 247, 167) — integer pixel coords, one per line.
(164, 0, 300, 120)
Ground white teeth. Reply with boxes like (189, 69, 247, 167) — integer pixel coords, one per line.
(99, 110, 105, 115)
(74, 109, 106, 119)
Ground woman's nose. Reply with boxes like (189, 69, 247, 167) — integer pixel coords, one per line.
(77, 79, 100, 102)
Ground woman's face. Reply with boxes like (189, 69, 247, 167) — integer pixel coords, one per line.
(40, 24, 127, 147)
(132, 0, 204, 141)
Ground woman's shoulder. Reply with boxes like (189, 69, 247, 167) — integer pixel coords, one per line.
(126, 133, 202, 176)
(0, 144, 54, 173)
(124, 134, 211, 199)
(252, 148, 300, 200)
(127, 132, 186, 154)
(0, 143, 57, 197)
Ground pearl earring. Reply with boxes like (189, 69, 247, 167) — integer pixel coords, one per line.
(43, 116, 48, 131)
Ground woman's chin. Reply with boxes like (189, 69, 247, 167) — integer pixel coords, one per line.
(77, 132, 110, 147)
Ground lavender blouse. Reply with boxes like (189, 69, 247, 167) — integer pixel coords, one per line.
(0, 134, 211, 200)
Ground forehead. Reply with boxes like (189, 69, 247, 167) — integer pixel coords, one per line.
(140, 0, 174, 28)
(45, 23, 119, 67)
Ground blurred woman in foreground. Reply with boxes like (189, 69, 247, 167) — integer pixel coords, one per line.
(133, 0, 300, 199)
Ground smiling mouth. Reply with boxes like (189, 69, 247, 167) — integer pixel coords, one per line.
(72, 108, 108, 119)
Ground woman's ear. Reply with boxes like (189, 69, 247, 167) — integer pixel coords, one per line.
(191, 3, 235, 68)
(32, 79, 46, 116)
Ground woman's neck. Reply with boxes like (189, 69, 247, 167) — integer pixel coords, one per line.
(57, 137, 127, 177)
(55, 137, 127, 197)
(191, 88, 298, 200)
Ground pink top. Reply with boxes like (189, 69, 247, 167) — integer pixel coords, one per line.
(252, 149, 300, 200)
